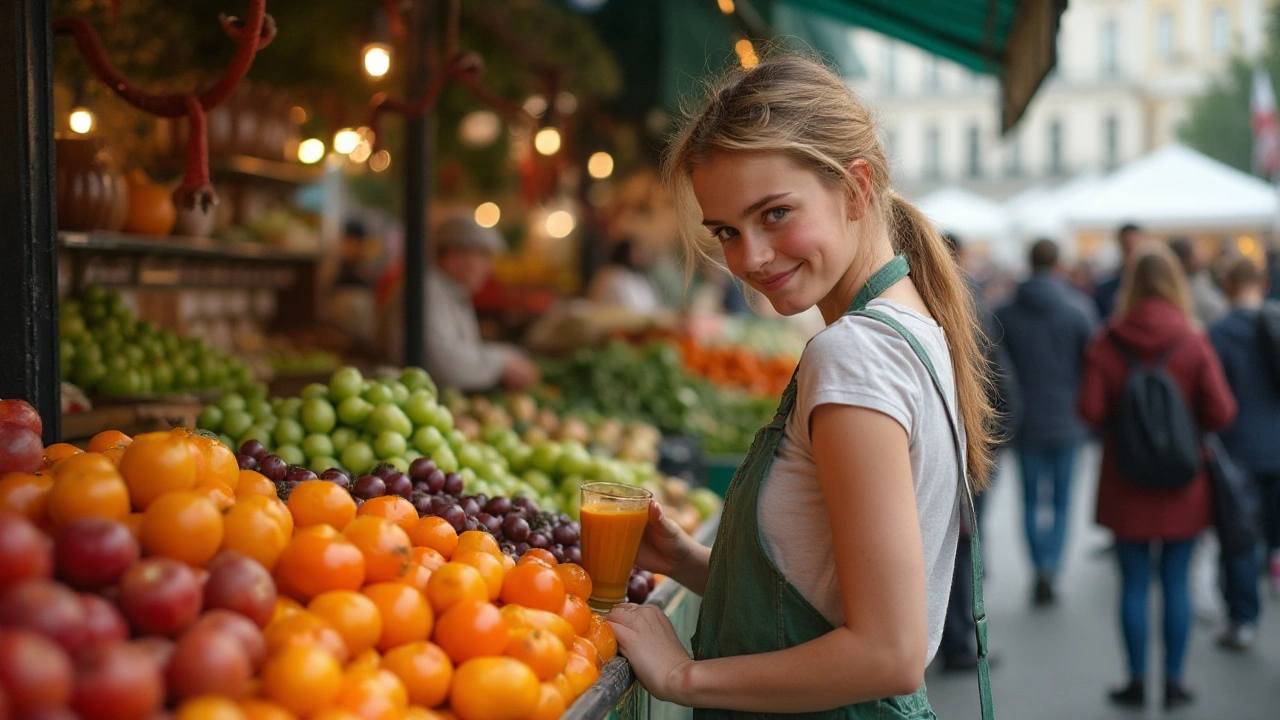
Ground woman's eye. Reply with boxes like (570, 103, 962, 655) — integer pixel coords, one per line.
(764, 207, 789, 223)
(712, 227, 738, 243)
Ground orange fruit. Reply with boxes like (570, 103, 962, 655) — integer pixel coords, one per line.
(381, 641, 453, 709)
(196, 483, 236, 511)
(549, 674, 574, 705)
(264, 611, 349, 665)
(51, 451, 116, 481)
(412, 546, 446, 572)
(362, 582, 433, 652)
(399, 563, 433, 594)
(552, 564, 592, 601)
(570, 636, 602, 670)
(455, 530, 501, 559)
(407, 516, 458, 559)
(500, 563, 566, 614)
(527, 682, 566, 720)
(344, 516, 413, 583)
(236, 469, 277, 499)
(309, 590, 384, 657)
(498, 606, 575, 650)
(452, 551, 504, 601)
(499, 553, 516, 573)
(189, 435, 239, 490)
(357, 496, 418, 533)
(504, 628, 567, 681)
(46, 462, 130, 530)
(174, 695, 246, 720)
(347, 648, 382, 673)
(140, 491, 224, 565)
(332, 667, 408, 720)
(222, 495, 291, 571)
(559, 595, 591, 637)
(238, 698, 297, 720)
(447, 657, 539, 720)
(517, 549, 557, 568)
(561, 651, 600, 701)
(275, 531, 366, 602)
(309, 711, 362, 720)
(260, 642, 343, 717)
(432, 601, 509, 664)
(271, 596, 305, 625)
(87, 429, 133, 454)
(426, 562, 488, 615)
(0, 472, 53, 527)
(42, 443, 83, 469)
(288, 480, 358, 531)
(118, 431, 197, 510)
(581, 614, 617, 663)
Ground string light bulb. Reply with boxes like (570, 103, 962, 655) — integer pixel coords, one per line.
(333, 128, 360, 155)
(69, 107, 95, 134)
(587, 152, 614, 179)
(534, 127, 562, 156)
(370, 150, 391, 172)
(363, 43, 391, 78)
(475, 202, 501, 228)
(297, 138, 325, 164)
(546, 210, 575, 238)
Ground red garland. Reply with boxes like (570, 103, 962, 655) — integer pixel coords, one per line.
(53, 1, 277, 212)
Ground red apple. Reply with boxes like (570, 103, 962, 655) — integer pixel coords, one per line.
(0, 513, 53, 586)
(131, 636, 175, 672)
(0, 424, 42, 477)
(0, 580, 88, 657)
(118, 559, 201, 638)
(55, 517, 139, 590)
(79, 593, 128, 649)
(164, 626, 251, 702)
(70, 641, 164, 720)
(202, 550, 276, 628)
(0, 400, 41, 437)
(190, 609, 266, 671)
(0, 629, 73, 716)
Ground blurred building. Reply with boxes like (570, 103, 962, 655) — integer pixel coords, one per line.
(853, 0, 1268, 200)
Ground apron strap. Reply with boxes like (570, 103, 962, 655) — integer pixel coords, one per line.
(848, 308, 996, 720)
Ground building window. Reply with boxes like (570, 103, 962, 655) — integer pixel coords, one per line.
(1156, 10, 1175, 61)
(1104, 114, 1119, 168)
(883, 42, 897, 93)
(925, 125, 941, 181)
(966, 125, 981, 178)
(1211, 6, 1231, 56)
(1048, 119, 1064, 175)
(1006, 135, 1023, 177)
(924, 56, 940, 92)
(1102, 18, 1121, 78)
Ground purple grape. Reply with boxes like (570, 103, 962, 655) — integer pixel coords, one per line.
(320, 468, 350, 488)
(627, 574, 650, 603)
(463, 517, 480, 532)
(528, 532, 550, 550)
(424, 469, 446, 494)
(552, 523, 579, 546)
(429, 495, 452, 515)
(352, 474, 387, 500)
(550, 544, 566, 563)
(502, 515, 530, 542)
(558, 514, 572, 525)
(459, 497, 481, 516)
(442, 473, 464, 497)
(515, 496, 540, 514)
(440, 505, 466, 533)
(409, 457, 438, 481)
(236, 453, 259, 471)
(500, 542, 516, 555)
(476, 512, 503, 536)
(371, 463, 396, 478)
(412, 492, 434, 516)
(286, 467, 319, 484)
(514, 542, 531, 556)
(385, 472, 413, 499)
(483, 497, 512, 516)
(563, 545, 582, 564)
(239, 439, 268, 461)
(638, 569, 655, 590)
(259, 455, 288, 482)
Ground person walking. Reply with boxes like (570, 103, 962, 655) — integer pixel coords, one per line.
(994, 239, 1094, 605)
(1169, 237, 1229, 326)
(1094, 223, 1146, 319)
(1077, 244, 1237, 710)
(1208, 256, 1280, 650)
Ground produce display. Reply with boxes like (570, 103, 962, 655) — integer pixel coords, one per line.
(197, 367, 719, 528)
(673, 335, 796, 399)
(0, 397, 639, 720)
(538, 340, 777, 455)
(59, 286, 255, 398)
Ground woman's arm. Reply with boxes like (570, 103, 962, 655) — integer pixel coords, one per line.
(633, 501, 711, 595)
(610, 405, 928, 711)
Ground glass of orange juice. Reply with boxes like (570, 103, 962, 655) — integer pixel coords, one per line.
(580, 482, 653, 612)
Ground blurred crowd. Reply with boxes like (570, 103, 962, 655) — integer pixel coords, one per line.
(941, 225, 1280, 711)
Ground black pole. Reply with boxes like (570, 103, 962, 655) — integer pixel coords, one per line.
(401, 0, 435, 369)
(0, 0, 61, 443)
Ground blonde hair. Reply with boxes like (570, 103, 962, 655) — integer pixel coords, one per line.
(1117, 243, 1195, 322)
(663, 55, 996, 488)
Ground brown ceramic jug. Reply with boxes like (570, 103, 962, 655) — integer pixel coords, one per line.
(55, 137, 129, 232)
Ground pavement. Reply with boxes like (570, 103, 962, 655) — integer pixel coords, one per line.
(925, 443, 1280, 720)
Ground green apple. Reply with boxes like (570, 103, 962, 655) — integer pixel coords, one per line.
(403, 391, 438, 427)
(300, 383, 329, 401)
(218, 392, 246, 414)
(341, 441, 377, 476)
(399, 367, 437, 397)
(330, 427, 356, 453)
(309, 455, 341, 474)
(529, 443, 563, 476)
(362, 383, 394, 406)
(302, 433, 335, 459)
(432, 446, 459, 474)
(458, 444, 485, 471)
(300, 398, 337, 434)
(275, 444, 305, 466)
(523, 470, 553, 495)
(278, 397, 304, 421)
(337, 396, 375, 426)
(428, 404, 455, 434)
(505, 445, 533, 474)
(328, 366, 365, 401)
(250, 400, 276, 424)
(411, 425, 445, 454)
(446, 430, 467, 452)
(273, 418, 304, 447)
(197, 405, 224, 433)
(367, 403, 413, 437)
(222, 410, 254, 439)
(404, 449, 423, 463)
(386, 457, 409, 473)
(389, 381, 410, 406)
(374, 430, 407, 459)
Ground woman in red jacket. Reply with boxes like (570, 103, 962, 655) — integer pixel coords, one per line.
(1077, 243, 1236, 711)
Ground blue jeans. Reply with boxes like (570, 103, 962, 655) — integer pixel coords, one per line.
(1016, 443, 1078, 577)
(1221, 547, 1261, 625)
(1115, 538, 1197, 682)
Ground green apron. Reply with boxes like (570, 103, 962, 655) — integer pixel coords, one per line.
(691, 256, 995, 720)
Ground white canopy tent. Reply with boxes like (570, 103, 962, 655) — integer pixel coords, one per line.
(914, 186, 1016, 264)
(1004, 172, 1103, 256)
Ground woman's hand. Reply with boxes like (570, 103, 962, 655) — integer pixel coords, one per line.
(634, 500, 694, 576)
(605, 603, 695, 704)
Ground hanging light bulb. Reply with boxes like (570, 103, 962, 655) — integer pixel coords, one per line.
(349, 138, 373, 163)
(587, 152, 614, 179)
(297, 138, 326, 164)
(363, 43, 392, 78)
(333, 128, 361, 155)
(534, 127, 562, 156)
(69, 107, 95, 134)
(370, 150, 391, 172)
(523, 95, 548, 119)
(718, 0, 736, 13)
(546, 210, 575, 238)
(475, 202, 501, 228)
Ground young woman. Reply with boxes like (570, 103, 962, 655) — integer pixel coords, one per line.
(1077, 244, 1236, 710)
(603, 56, 996, 718)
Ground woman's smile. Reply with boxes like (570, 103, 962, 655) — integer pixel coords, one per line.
(755, 264, 803, 292)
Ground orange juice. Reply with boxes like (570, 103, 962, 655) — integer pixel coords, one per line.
(579, 482, 652, 612)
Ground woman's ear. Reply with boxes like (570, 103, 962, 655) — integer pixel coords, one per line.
(845, 159, 874, 222)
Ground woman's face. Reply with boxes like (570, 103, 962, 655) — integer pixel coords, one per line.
(690, 152, 857, 317)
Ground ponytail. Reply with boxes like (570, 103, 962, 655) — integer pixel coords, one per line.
(888, 194, 996, 490)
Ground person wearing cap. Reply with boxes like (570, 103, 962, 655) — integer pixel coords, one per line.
(382, 216, 540, 392)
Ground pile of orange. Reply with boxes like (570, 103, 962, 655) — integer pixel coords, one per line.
(1, 427, 620, 720)
(674, 336, 795, 397)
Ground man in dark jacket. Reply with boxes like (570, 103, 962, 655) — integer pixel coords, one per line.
(1208, 257, 1280, 651)
(996, 239, 1096, 605)
(1094, 223, 1145, 319)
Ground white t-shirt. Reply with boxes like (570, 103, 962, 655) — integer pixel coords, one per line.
(759, 298, 962, 664)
